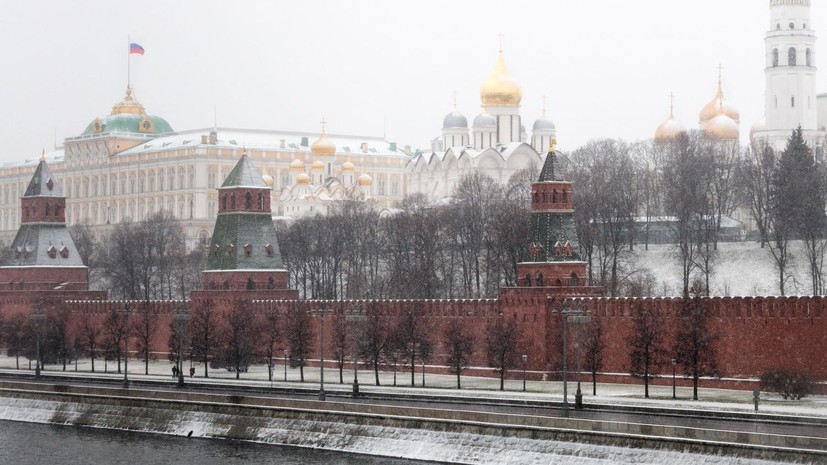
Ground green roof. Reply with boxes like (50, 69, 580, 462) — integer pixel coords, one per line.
(81, 114, 174, 136)
(221, 154, 268, 188)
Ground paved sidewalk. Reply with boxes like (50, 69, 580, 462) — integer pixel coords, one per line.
(3, 355, 824, 418)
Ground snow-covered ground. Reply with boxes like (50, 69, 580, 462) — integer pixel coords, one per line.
(631, 240, 819, 296)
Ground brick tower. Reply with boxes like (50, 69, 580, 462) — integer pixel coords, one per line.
(517, 145, 602, 297)
(202, 152, 292, 292)
(0, 155, 89, 290)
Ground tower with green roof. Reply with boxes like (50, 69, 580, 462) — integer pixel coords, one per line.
(516, 143, 599, 295)
(202, 152, 290, 291)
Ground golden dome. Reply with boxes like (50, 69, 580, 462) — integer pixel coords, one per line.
(358, 173, 373, 186)
(341, 160, 355, 171)
(705, 113, 740, 140)
(111, 86, 147, 116)
(655, 98, 686, 142)
(296, 173, 311, 184)
(311, 123, 336, 156)
(699, 74, 739, 123)
(289, 158, 305, 171)
(480, 50, 523, 107)
(311, 159, 325, 170)
(261, 172, 274, 187)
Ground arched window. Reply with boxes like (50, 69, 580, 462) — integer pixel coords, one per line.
(552, 189, 558, 203)
(789, 47, 797, 66)
(258, 192, 265, 210)
(562, 189, 568, 204)
(222, 195, 227, 211)
(776, 23, 781, 30)
(245, 191, 253, 209)
(570, 272, 579, 287)
(230, 193, 236, 209)
(789, 22, 795, 29)
(55, 205, 61, 217)
(772, 48, 779, 67)
(806, 48, 811, 66)
(45, 203, 51, 216)
(792, 96, 795, 108)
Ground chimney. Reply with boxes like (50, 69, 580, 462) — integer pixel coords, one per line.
(301, 137, 309, 147)
(389, 142, 397, 152)
(361, 143, 369, 153)
(201, 135, 208, 144)
(280, 139, 286, 149)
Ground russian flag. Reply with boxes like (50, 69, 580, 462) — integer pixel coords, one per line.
(129, 43, 145, 55)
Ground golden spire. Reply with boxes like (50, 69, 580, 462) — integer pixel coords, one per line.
(498, 32, 504, 53)
(542, 95, 548, 118)
(40, 148, 45, 162)
(550, 138, 557, 153)
(111, 85, 147, 115)
(480, 35, 523, 107)
(311, 117, 336, 156)
(452, 90, 458, 111)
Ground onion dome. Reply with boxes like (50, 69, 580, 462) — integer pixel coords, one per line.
(655, 97, 687, 142)
(296, 173, 311, 184)
(358, 173, 373, 186)
(533, 98, 555, 131)
(699, 72, 740, 123)
(533, 117, 556, 131)
(443, 111, 468, 129)
(261, 172, 274, 187)
(341, 160, 355, 171)
(311, 159, 325, 170)
(289, 158, 305, 171)
(473, 111, 497, 129)
(750, 116, 767, 140)
(480, 49, 523, 107)
(705, 113, 740, 140)
(311, 121, 336, 156)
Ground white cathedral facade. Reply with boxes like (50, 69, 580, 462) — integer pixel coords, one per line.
(406, 48, 554, 200)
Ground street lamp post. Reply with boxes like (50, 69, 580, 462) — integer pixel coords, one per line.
(346, 311, 365, 397)
(173, 306, 191, 387)
(122, 304, 131, 388)
(393, 352, 398, 387)
(30, 304, 46, 378)
(522, 354, 528, 392)
(319, 306, 326, 401)
(283, 349, 288, 382)
(561, 306, 590, 413)
(575, 342, 583, 409)
(671, 358, 677, 399)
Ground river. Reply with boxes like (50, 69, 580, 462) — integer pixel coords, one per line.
(0, 420, 434, 465)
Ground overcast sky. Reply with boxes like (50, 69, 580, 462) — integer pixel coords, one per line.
(0, 0, 824, 162)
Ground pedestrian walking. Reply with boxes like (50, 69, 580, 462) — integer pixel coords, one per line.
(189, 366, 195, 378)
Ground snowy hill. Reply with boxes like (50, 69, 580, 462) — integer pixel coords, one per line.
(629, 240, 817, 297)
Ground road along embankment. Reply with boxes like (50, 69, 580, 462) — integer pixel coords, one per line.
(0, 381, 823, 464)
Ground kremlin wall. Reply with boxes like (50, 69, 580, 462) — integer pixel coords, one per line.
(1, 144, 824, 394)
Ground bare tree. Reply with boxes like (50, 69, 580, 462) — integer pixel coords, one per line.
(133, 305, 157, 375)
(260, 310, 281, 382)
(102, 308, 127, 374)
(357, 304, 390, 385)
(627, 305, 665, 398)
(286, 302, 314, 382)
(79, 313, 101, 372)
(391, 308, 432, 387)
(443, 317, 475, 389)
(582, 317, 606, 396)
(673, 294, 720, 400)
(485, 317, 522, 391)
(331, 309, 349, 384)
(220, 300, 260, 379)
(5, 314, 27, 369)
(191, 303, 219, 378)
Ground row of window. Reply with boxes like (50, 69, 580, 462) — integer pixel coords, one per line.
(772, 47, 812, 67)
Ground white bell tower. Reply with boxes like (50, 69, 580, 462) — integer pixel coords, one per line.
(760, 0, 821, 151)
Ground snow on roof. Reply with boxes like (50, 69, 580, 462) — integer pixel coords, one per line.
(1, 148, 65, 169)
(116, 127, 410, 158)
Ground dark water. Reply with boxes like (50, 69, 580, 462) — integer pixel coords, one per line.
(0, 420, 432, 465)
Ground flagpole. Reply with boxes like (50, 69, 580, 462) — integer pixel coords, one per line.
(127, 34, 131, 89)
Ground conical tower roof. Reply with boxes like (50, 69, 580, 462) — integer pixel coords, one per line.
(24, 158, 63, 197)
(221, 153, 269, 189)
